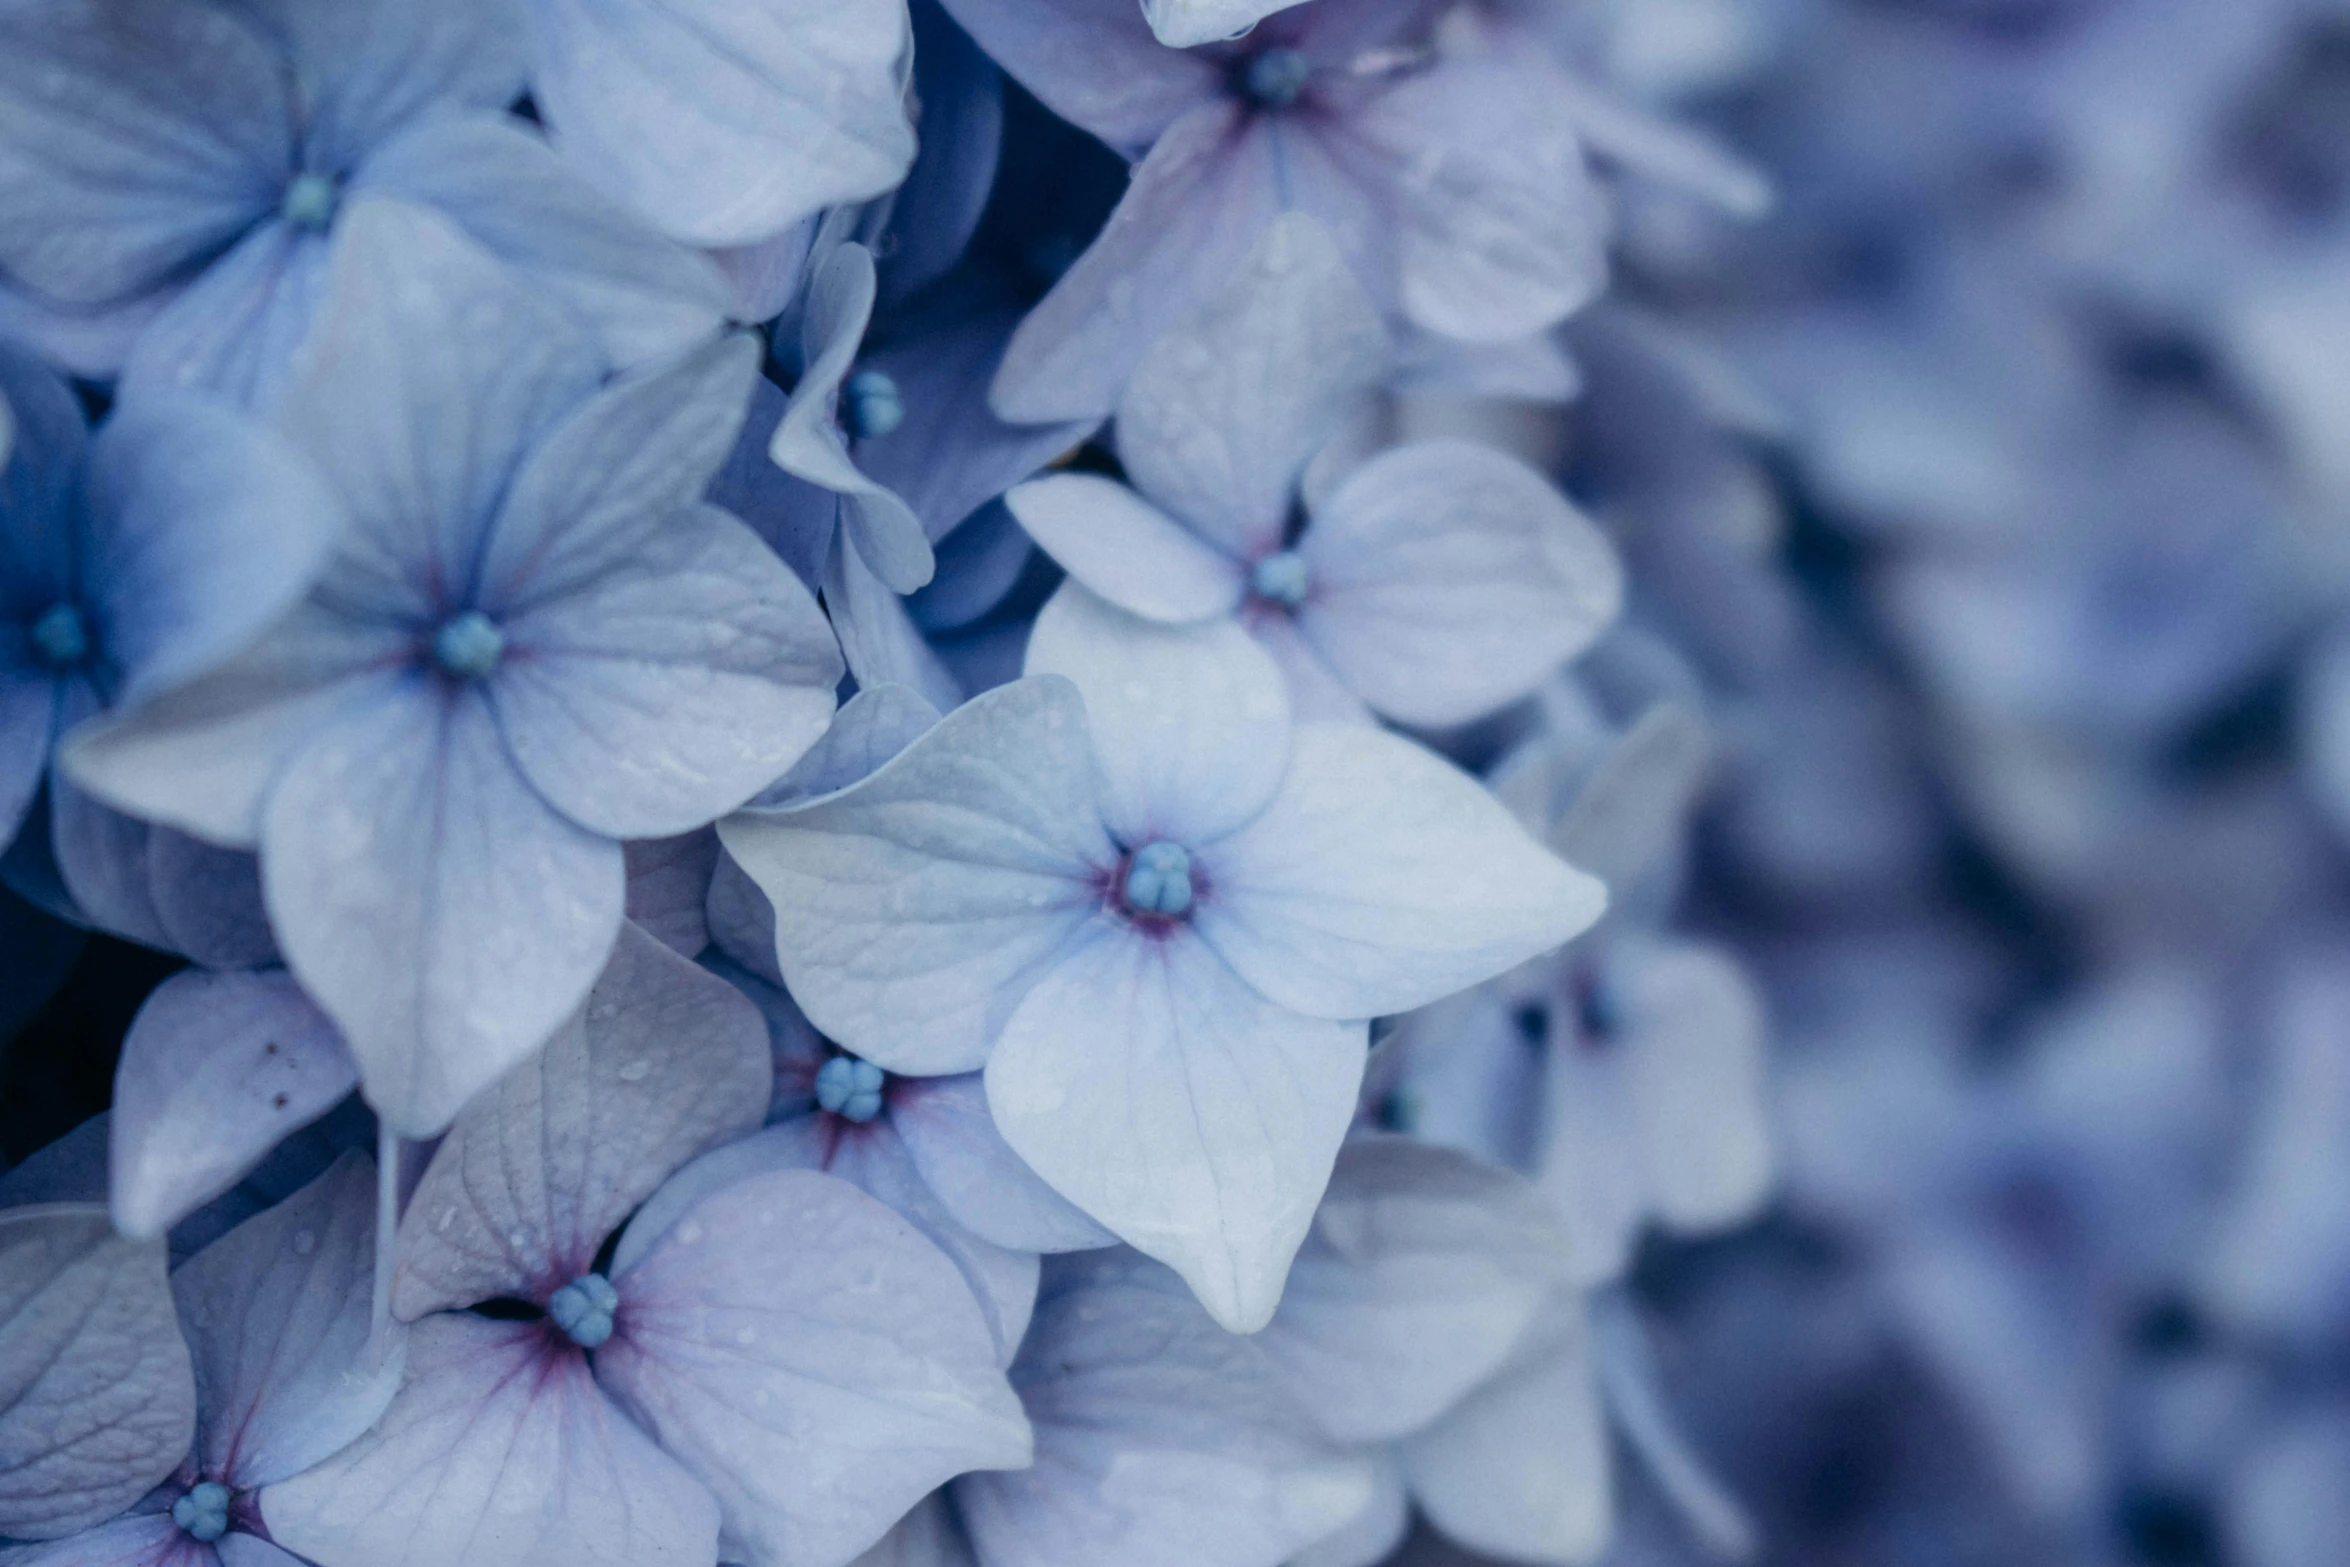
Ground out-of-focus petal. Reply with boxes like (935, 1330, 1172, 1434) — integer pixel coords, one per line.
(957, 1250, 1374, 1567)
(1297, 440, 1623, 727)
(1401, 1292, 1611, 1565)
(1259, 1137, 1569, 1444)
(109, 968, 355, 1240)
(991, 103, 1279, 424)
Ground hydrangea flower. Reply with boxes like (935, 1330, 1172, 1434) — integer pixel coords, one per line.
(0, 341, 340, 891)
(9, 1154, 404, 1567)
(1255, 1136, 1579, 1567)
(63, 202, 844, 1136)
(1007, 216, 1623, 726)
(0, 0, 728, 404)
(938, 0, 1608, 421)
(643, 965, 1116, 1365)
(263, 923, 1030, 1567)
(720, 581, 1605, 1328)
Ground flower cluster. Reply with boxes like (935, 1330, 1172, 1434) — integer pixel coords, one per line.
(0, 3, 1780, 1567)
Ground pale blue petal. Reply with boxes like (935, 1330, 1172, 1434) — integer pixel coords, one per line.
(258, 676, 624, 1137)
(480, 335, 762, 613)
(0, 0, 285, 305)
(957, 1250, 1374, 1567)
(893, 1072, 1117, 1254)
(1294, 439, 1623, 728)
(223, 0, 528, 171)
(0, 1206, 193, 1541)
(114, 219, 328, 410)
(599, 1169, 1033, 1567)
(358, 114, 733, 371)
(990, 103, 1278, 424)
(492, 502, 842, 839)
(1005, 474, 1244, 624)
(1115, 213, 1385, 559)
(1142, 0, 1310, 46)
(1348, 55, 1607, 343)
(1401, 1291, 1611, 1564)
(1196, 725, 1607, 1020)
(985, 927, 1363, 1331)
(1022, 583, 1290, 847)
(261, 1313, 720, 1567)
(391, 921, 769, 1316)
(85, 392, 346, 708)
(529, 0, 916, 247)
(273, 198, 603, 623)
(717, 676, 1113, 1076)
(108, 968, 355, 1240)
(1257, 1136, 1569, 1444)
(623, 830, 718, 958)
(58, 602, 403, 850)
(771, 245, 935, 593)
(823, 530, 964, 716)
(172, 1153, 403, 1489)
(933, 0, 1219, 152)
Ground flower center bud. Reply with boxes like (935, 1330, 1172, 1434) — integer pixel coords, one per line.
(173, 1481, 232, 1544)
(431, 610, 505, 680)
(547, 1273, 619, 1349)
(842, 369, 904, 441)
(29, 601, 89, 669)
(1249, 550, 1310, 607)
(814, 1055, 887, 1123)
(1244, 48, 1313, 109)
(281, 172, 339, 232)
(1121, 841, 1195, 918)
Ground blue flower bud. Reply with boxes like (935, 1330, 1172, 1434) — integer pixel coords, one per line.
(173, 1482, 232, 1543)
(432, 610, 505, 680)
(843, 370, 905, 441)
(1244, 49, 1312, 109)
(547, 1273, 620, 1349)
(281, 172, 340, 232)
(29, 601, 89, 669)
(816, 1054, 887, 1123)
(1122, 841, 1195, 918)
(1249, 550, 1310, 607)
